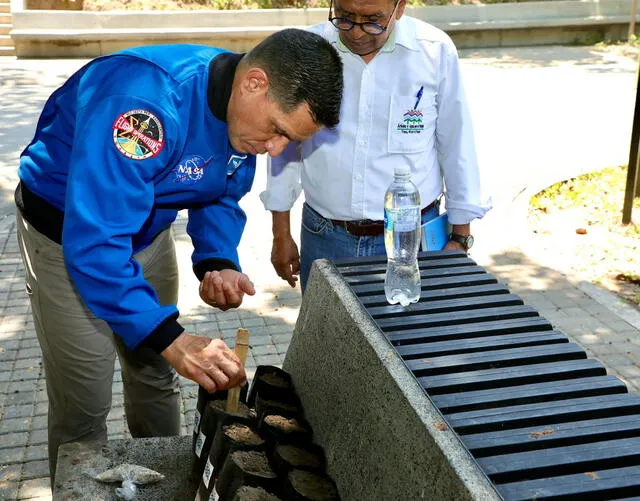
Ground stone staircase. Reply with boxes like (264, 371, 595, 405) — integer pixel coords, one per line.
(0, 2, 15, 57)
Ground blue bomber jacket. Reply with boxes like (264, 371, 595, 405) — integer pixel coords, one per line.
(16, 45, 256, 352)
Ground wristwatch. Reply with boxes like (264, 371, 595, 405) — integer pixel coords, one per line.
(449, 233, 474, 250)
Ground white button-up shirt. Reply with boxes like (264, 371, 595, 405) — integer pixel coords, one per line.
(260, 16, 491, 225)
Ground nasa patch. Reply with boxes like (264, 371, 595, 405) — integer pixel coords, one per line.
(173, 155, 213, 185)
(112, 109, 165, 160)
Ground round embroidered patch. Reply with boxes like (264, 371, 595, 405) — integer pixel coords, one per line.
(112, 109, 165, 160)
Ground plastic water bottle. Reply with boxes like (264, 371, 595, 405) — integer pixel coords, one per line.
(384, 165, 421, 306)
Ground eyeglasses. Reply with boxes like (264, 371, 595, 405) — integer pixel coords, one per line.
(329, 0, 399, 36)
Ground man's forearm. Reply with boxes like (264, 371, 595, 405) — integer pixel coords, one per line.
(272, 211, 292, 238)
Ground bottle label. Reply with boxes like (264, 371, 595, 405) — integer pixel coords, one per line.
(210, 487, 220, 501)
(385, 206, 420, 232)
(202, 457, 215, 488)
(195, 431, 206, 458)
(193, 409, 201, 434)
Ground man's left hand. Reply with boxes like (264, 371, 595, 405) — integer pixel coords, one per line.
(199, 269, 256, 311)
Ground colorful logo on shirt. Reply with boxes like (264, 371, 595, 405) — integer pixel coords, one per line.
(173, 155, 213, 185)
(112, 109, 165, 160)
(397, 109, 424, 135)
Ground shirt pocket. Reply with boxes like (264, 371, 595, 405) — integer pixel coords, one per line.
(387, 92, 437, 154)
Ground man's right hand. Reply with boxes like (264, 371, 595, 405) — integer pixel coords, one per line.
(161, 332, 246, 393)
(270, 211, 299, 288)
(271, 234, 300, 287)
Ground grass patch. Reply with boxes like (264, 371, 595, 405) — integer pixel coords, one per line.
(530, 165, 640, 237)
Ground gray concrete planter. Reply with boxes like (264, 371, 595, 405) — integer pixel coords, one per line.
(8, 0, 640, 57)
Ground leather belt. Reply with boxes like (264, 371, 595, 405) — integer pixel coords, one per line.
(329, 199, 439, 238)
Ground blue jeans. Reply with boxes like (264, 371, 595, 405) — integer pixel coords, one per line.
(300, 201, 440, 292)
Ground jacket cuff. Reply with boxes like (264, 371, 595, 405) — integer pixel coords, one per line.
(141, 312, 185, 353)
(193, 258, 239, 281)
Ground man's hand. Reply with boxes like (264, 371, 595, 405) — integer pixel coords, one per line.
(271, 234, 300, 287)
(161, 332, 246, 393)
(444, 240, 467, 252)
(270, 210, 299, 287)
(199, 269, 255, 310)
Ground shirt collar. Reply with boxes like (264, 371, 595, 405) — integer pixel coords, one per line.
(329, 16, 419, 56)
(207, 51, 245, 123)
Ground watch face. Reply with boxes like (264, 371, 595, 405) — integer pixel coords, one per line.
(466, 235, 474, 249)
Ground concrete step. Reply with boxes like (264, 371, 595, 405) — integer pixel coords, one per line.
(0, 45, 15, 56)
(0, 4, 9, 14)
(0, 34, 13, 47)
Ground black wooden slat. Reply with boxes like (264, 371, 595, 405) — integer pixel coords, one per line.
(463, 415, 640, 457)
(339, 257, 474, 276)
(432, 376, 626, 414)
(447, 394, 640, 435)
(378, 305, 540, 332)
(369, 294, 523, 319)
(496, 465, 640, 501)
(350, 273, 499, 297)
(389, 317, 553, 346)
(344, 265, 485, 285)
(405, 343, 586, 377)
(420, 359, 607, 395)
(397, 331, 568, 360)
(480, 436, 640, 483)
(333, 249, 468, 267)
(359, 283, 510, 307)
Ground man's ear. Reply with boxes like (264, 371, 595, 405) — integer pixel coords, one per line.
(395, 0, 407, 19)
(242, 67, 269, 95)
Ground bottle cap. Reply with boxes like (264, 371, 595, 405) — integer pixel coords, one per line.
(394, 165, 410, 177)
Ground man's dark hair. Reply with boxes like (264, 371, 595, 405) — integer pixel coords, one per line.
(244, 28, 343, 128)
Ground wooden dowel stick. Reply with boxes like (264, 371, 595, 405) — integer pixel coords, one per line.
(226, 328, 250, 413)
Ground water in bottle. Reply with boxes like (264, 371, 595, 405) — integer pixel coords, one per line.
(384, 165, 421, 306)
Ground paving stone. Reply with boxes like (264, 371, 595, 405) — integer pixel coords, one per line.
(248, 335, 272, 347)
(15, 349, 42, 361)
(21, 460, 49, 481)
(253, 354, 284, 366)
(0, 463, 21, 482)
(0, 416, 31, 434)
(0, 446, 25, 464)
(0, 480, 19, 501)
(275, 343, 290, 355)
(239, 317, 267, 328)
(7, 381, 37, 394)
(10, 369, 40, 382)
(13, 359, 41, 371)
(17, 476, 51, 500)
(272, 333, 293, 344)
(1, 405, 33, 420)
(250, 344, 278, 356)
(18, 339, 40, 350)
(106, 420, 126, 436)
(34, 403, 47, 417)
(31, 416, 46, 431)
(267, 325, 294, 335)
(24, 445, 48, 462)
(27, 429, 47, 446)
(6, 391, 36, 406)
(0, 340, 20, 351)
(0, 431, 27, 450)
(0, 349, 17, 363)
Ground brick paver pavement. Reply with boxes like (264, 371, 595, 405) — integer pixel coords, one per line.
(1, 46, 639, 500)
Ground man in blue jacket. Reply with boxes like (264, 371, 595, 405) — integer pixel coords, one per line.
(14, 28, 343, 478)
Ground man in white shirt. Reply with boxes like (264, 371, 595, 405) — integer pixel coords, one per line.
(260, 0, 491, 291)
